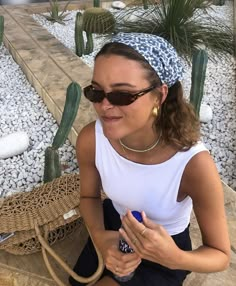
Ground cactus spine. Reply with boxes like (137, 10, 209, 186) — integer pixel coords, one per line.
(43, 82, 82, 183)
(75, 12, 85, 57)
(0, 16, 4, 46)
(190, 49, 208, 117)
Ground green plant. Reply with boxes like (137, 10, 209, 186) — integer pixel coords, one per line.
(43, 82, 81, 183)
(114, 0, 233, 116)
(82, 7, 115, 55)
(75, 12, 85, 57)
(0, 15, 4, 46)
(115, 0, 234, 62)
(84, 32, 94, 55)
(213, 0, 225, 5)
(41, 0, 71, 25)
(83, 7, 116, 34)
(143, 0, 149, 9)
(190, 49, 208, 116)
(93, 0, 100, 7)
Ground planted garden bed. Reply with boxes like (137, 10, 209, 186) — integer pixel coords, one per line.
(0, 1, 235, 197)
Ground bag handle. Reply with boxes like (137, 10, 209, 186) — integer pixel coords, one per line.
(35, 221, 104, 286)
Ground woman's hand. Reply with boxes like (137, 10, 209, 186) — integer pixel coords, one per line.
(120, 210, 183, 270)
(94, 229, 141, 277)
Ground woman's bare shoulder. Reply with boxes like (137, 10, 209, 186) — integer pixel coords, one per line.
(181, 150, 223, 200)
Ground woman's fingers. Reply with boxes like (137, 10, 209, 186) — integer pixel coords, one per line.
(106, 251, 141, 275)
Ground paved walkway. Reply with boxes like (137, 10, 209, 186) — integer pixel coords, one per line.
(0, 1, 235, 285)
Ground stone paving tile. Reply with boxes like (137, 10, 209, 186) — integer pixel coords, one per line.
(1, 1, 97, 147)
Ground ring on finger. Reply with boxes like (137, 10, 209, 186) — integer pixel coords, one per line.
(140, 227, 147, 236)
(132, 238, 137, 245)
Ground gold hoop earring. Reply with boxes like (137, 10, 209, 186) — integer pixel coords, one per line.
(152, 106, 159, 117)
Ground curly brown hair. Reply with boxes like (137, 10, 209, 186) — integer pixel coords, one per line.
(95, 42, 200, 150)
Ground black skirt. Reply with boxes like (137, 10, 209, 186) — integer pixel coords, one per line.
(69, 199, 192, 286)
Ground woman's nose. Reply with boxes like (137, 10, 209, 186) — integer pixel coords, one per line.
(100, 96, 114, 110)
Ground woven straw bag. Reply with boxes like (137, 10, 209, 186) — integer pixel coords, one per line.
(0, 174, 104, 285)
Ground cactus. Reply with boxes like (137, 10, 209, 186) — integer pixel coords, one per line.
(190, 49, 208, 117)
(84, 32, 94, 55)
(142, 0, 148, 10)
(82, 7, 115, 34)
(213, 0, 225, 5)
(82, 7, 115, 55)
(43, 147, 61, 183)
(75, 12, 85, 57)
(93, 0, 100, 7)
(43, 82, 82, 183)
(0, 16, 4, 46)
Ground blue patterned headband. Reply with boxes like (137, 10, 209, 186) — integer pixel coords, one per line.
(111, 33, 184, 87)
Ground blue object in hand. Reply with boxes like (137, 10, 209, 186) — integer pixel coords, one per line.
(114, 210, 143, 282)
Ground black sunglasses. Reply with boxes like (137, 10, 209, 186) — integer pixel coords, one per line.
(83, 84, 158, 106)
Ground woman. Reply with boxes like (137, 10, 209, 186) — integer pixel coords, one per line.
(69, 33, 230, 286)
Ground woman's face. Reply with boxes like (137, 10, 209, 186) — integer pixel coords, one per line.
(92, 54, 164, 140)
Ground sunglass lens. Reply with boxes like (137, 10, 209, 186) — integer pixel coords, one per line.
(84, 86, 136, 106)
(84, 86, 105, 103)
(108, 92, 134, 106)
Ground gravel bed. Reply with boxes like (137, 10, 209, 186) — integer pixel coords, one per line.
(0, 45, 78, 197)
(0, 1, 235, 197)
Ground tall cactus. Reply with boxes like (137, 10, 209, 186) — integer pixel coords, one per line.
(0, 16, 4, 46)
(190, 49, 208, 117)
(75, 12, 85, 57)
(43, 82, 82, 183)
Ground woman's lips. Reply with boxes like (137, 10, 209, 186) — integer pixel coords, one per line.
(102, 116, 122, 122)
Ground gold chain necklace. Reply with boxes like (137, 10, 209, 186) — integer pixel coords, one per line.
(119, 131, 162, 153)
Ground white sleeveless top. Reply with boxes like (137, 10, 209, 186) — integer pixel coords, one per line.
(95, 120, 208, 235)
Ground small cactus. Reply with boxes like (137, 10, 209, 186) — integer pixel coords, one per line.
(213, 0, 225, 5)
(0, 16, 4, 46)
(190, 49, 208, 117)
(82, 7, 115, 34)
(93, 0, 100, 7)
(142, 0, 148, 10)
(84, 32, 94, 55)
(75, 12, 85, 57)
(82, 7, 115, 55)
(43, 147, 61, 183)
(43, 82, 82, 183)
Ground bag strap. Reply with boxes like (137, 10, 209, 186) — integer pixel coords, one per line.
(34, 221, 104, 286)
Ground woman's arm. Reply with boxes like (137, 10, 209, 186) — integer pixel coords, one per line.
(177, 150, 231, 272)
(76, 122, 105, 241)
(119, 151, 230, 273)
